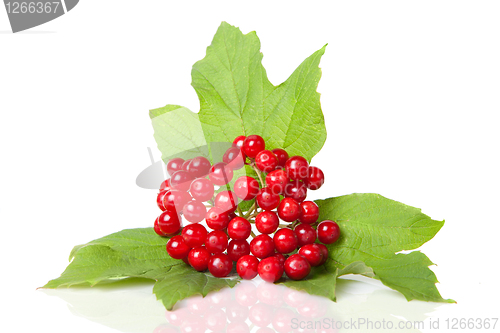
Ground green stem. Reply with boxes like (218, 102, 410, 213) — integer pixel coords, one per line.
(250, 231, 257, 238)
(237, 205, 243, 217)
(244, 202, 257, 219)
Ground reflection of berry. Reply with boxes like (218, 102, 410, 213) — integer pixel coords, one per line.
(156, 135, 338, 281)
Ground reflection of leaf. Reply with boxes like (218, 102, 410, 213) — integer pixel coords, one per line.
(43, 228, 240, 310)
(316, 193, 454, 303)
(150, 105, 208, 161)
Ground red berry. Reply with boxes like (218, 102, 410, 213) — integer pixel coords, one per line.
(256, 187, 280, 210)
(166, 235, 191, 259)
(255, 150, 278, 172)
(167, 158, 184, 176)
(186, 156, 211, 178)
(214, 190, 239, 213)
(181, 159, 192, 171)
(154, 217, 168, 236)
(206, 230, 228, 254)
(250, 234, 275, 259)
(223, 147, 245, 170)
(162, 190, 191, 213)
(206, 207, 230, 230)
(157, 190, 169, 211)
(255, 211, 279, 234)
(236, 255, 259, 280)
(305, 166, 325, 190)
(208, 253, 233, 277)
(272, 148, 289, 169)
(227, 239, 251, 262)
(284, 254, 311, 280)
(189, 178, 215, 202)
(181, 256, 190, 266)
(298, 201, 319, 224)
(188, 246, 211, 271)
(285, 156, 309, 181)
(265, 169, 289, 195)
(209, 162, 234, 185)
(284, 180, 308, 203)
(233, 135, 246, 149)
(242, 135, 265, 158)
(277, 198, 300, 222)
(258, 257, 284, 283)
(234, 176, 260, 200)
(170, 170, 194, 191)
(182, 223, 208, 247)
(159, 179, 173, 192)
(317, 220, 340, 244)
(272, 253, 286, 266)
(294, 224, 317, 247)
(273, 228, 298, 254)
(157, 209, 181, 236)
(317, 244, 329, 265)
(298, 244, 323, 267)
(227, 217, 252, 240)
(183, 200, 207, 223)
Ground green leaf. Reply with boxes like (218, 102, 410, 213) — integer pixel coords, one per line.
(190, 22, 326, 161)
(43, 228, 240, 309)
(278, 265, 338, 302)
(150, 105, 208, 162)
(316, 193, 454, 303)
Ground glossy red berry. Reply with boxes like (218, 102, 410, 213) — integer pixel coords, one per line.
(189, 178, 214, 202)
(255, 211, 279, 234)
(258, 257, 284, 283)
(294, 223, 317, 247)
(206, 207, 230, 230)
(298, 201, 319, 224)
(272, 148, 289, 169)
(186, 156, 211, 178)
(233, 135, 246, 149)
(227, 217, 252, 240)
(206, 230, 228, 254)
(209, 162, 234, 186)
(162, 190, 191, 213)
(317, 220, 341, 244)
(170, 170, 194, 191)
(223, 147, 245, 170)
(159, 179, 173, 192)
(305, 166, 325, 190)
(242, 135, 265, 158)
(272, 253, 286, 266)
(227, 239, 251, 262)
(277, 198, 300, 222)
(157, 190, 169, 211)
(273, 228, 298, 254)
(183, 200, 207, 223)
(167, 158, 184, 176)
(182, 223, 208, 247)
(298, 244, 323, 267)
(208, 253, 233, 278)
(284, 180, 307, 203)
(181, 159, 192, 171)
(188, 246, 211, 271)
(285, 156, 309, 181)
(236, 255, 259, 280)
(214, 190, 239, 213)
(256, 187, 280, 210)
(255, 150, 278, 172)
(250, 234, 275, 259)
(265, 169, 289, 195)
(233, 176, 260, 201)
(284, 254, 311, 280)
(157, 209, 181, 236)
(154, 217, 168, 236)
(317, 244, 329, 265)
(166, 235, 191, 259)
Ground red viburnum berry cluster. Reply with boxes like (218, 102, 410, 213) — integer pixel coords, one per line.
(154, 134, 340, 282)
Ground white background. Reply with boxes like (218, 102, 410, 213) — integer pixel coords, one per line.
(1, 1, 499, 332)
